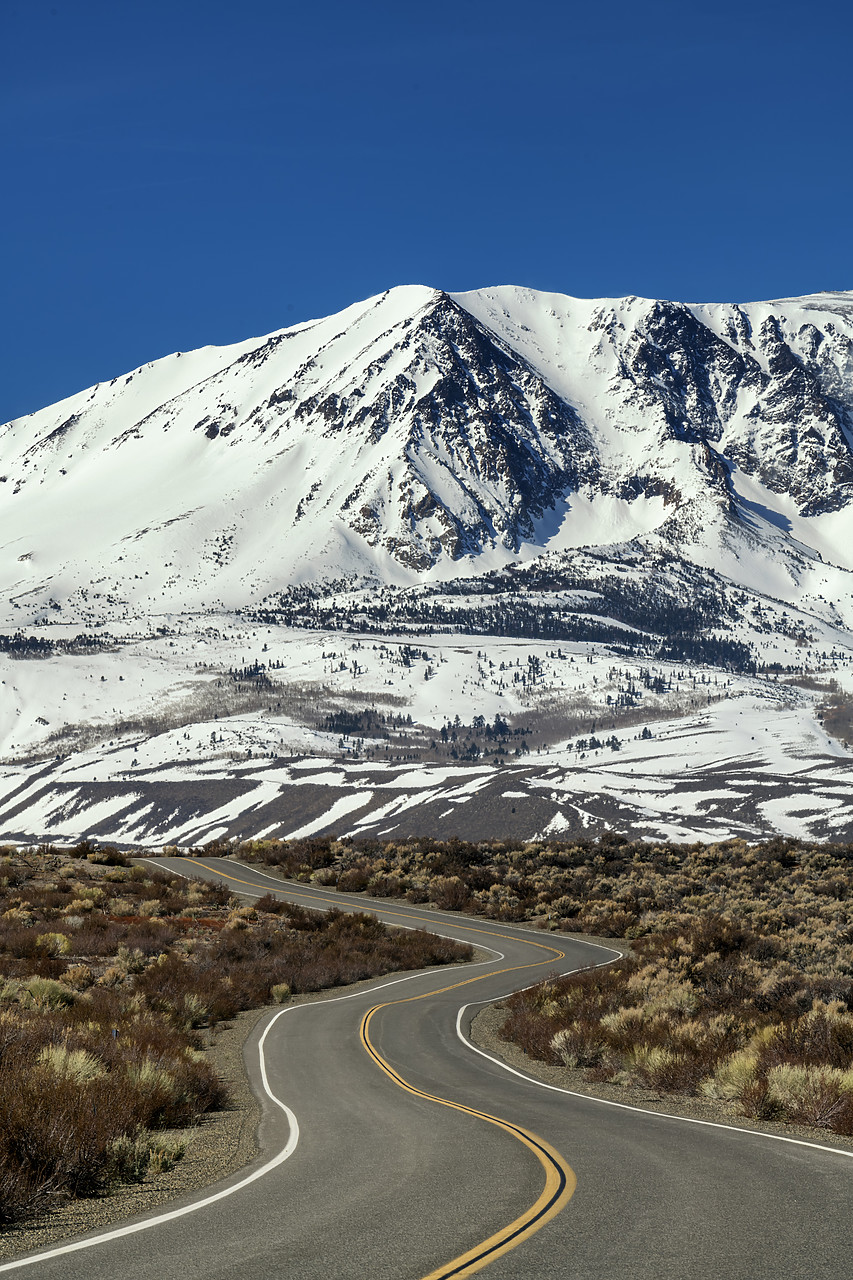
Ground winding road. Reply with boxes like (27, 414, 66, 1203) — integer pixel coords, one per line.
(3, 856, 851, 1279)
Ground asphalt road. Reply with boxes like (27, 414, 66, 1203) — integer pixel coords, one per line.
(4, 856, 851, 1279)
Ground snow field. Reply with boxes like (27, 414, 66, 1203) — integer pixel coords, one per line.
(0, 620, 850, 846)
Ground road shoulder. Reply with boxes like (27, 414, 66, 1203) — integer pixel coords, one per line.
(469, 1001, 853, 1154)
(0, 1002, 269, 1262)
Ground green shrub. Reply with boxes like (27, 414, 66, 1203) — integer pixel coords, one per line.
(21, 977, 76, 1010)
(106, 1134, 151, 1183)
(35, 931, 71, 956)
(38, 1046, 106, 1085)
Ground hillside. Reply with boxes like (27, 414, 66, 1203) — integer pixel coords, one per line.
(1, 285, 852, 844)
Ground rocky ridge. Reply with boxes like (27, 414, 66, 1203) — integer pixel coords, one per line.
(1, 284, 853, 658)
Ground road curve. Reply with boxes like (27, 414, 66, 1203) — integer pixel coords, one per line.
(3, 856, 851, 1280)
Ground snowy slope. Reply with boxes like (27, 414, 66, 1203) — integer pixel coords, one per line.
(0, 287, 597, 620)
(3, 284, 853, 631)
(1, 626, 852, 847)
(4, 282, 853, 845)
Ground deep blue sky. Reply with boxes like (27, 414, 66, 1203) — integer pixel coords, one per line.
(3, 0, 852, 420)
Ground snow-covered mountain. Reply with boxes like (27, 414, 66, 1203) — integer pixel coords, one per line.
(4, 285, 853, 846)
(3, 284, 853, 633)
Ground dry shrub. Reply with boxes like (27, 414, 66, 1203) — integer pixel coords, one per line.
(38, 1045, 105, 1085)
(830, 1093, 853, 1136)
(59, 964, 93, 991)
(254, 893, 293, 915)
(310, 867, 339, 887)
(551, 1023, 607, 1068)
(766, 1064, 853, 1128)
(108, 896, 136, 916)
(503, 915, 853, 1127)
(0, 1160, 48, 1226)
(701, 1050, 761, 1103)
(367, 874, 405, 898)
(0, 1070, 147, 1210)
(500, 1001, 565, 1061)
(429, 876, 471, 911)
(0, 845, 473, 1224)
(34, 932, 71, 957)
(760, 1001, 853, 1070)
(105, 1133, 152, 1184)
(336, 866, 372, 893)
(20, 977, 76, 1010)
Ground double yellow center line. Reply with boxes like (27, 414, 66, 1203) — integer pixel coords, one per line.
(184, 859, 578, 1277)
(361, 993, 575, 1278)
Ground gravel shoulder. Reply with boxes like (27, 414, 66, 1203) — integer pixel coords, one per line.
(0, 959, 477, 1263)
(0, 1002, 269, 1262)
(470, 1000, 853, 1155)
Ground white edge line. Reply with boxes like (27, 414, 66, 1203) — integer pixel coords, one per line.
(455, 975, 853, 1163)
(0, 914, 503, 1273)
(212, 860, 853, 1163)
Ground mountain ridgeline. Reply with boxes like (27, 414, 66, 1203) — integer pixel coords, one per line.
(3, 284, 853, 668)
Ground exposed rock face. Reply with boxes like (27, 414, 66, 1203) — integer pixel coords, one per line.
(721, 312, 853, 514)
(2, 284, 853, 626)
(465, 291, 853, 520)
(284, 293, 600, 565)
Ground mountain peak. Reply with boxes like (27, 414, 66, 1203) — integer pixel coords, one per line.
(2, 285, 853, 628)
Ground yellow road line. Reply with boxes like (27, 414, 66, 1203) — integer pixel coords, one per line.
(361, 1002, 576, 1278)
(182, 857, 578, 1276)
